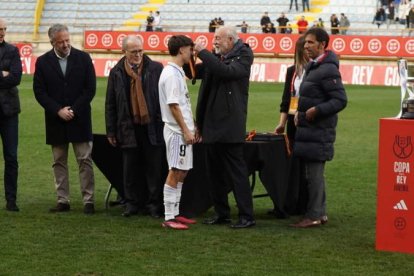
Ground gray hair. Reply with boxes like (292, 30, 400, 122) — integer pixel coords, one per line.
(122, 35, 143, 51)
(48, 24, 69, 42)
(216, 26, 239, 43)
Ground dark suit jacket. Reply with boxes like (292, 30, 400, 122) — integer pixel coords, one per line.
(191, 40, 254, 143)
(0, 41, 22, 117)
(33, 47, 96, 145)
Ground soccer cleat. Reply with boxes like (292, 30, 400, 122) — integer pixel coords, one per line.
(162, 220, 189, 230)
(175, 216, 197, 224)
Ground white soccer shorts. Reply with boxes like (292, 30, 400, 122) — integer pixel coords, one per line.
(164, 126, 193, 170)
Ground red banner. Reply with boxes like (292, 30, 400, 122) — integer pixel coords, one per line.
(84, 31, 414, 57)
(13, 43, 36, 74)
(11, 41, 404, 86)
(91, 58, 401, 86)
(377, 118, 414, 254)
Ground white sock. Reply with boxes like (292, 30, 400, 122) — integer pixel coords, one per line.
(163, 184, 176, 221)
(174, 182, 183, 217)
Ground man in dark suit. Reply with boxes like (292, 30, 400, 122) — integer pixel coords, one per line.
(33, 24, 96, 214)
(0, 18, 22, 212)
(192, 26, 255, 229)
(105, 35, 167, 218)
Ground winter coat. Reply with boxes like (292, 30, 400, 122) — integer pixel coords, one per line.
(294, 50, 347, 161)
(33, 47, 96, 145)
(0, 41, 22, 117)
(192, 39, 254, 143)
(105, 55, 164, 148)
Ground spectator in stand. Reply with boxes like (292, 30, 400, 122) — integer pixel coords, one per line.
(399, 0, 411, 27)
(290, 0, 299, 11)
(217, 17, 224, 26)
(297, 15, 308, 34)
(386, 2, 396, 28)
(303, 0, 310, 12)
(208, 18, 216, 33)
(373, 7, 386, 28)
(409, 6, 414, 35)
(330, 14, 340, 34)
(277, 12, 289, 33)
(260, 12, 271, 33)
(146, 11, 154, 32)
(286, 23, 293, 34)
(394, 0, 401, 19)
(317, 18, 325, 29)
(153, 11, 163, 32)
(339, 13, 350, 34)
(236, 21, 249, 33)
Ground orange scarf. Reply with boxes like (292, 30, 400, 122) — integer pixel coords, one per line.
(124, 60, 150, 125)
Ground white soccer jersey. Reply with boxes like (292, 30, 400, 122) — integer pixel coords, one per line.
(159, 62, 195, 134)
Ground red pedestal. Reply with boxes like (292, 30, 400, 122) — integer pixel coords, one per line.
(376, 118, 414, 253)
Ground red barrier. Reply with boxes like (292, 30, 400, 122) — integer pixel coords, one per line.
(84, 31, 414, 58)
(377, 118, 414, 254)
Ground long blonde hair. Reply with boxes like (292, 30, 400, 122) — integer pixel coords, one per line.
(294, 36, 308, 77)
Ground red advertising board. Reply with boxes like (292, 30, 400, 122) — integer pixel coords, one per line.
(84, 31, 414, 58)
(13, 43, 36, 74)
(376, 118, 414, 254)
(91, 58, 401, 86)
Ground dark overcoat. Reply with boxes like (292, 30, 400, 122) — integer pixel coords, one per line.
(33, 47, 96, 145)
(193, 40, 254, 143)
(105, 55, 164, 148)
(0, 42, 22, 116)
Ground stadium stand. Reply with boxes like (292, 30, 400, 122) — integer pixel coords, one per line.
(0, 0, 408, 36)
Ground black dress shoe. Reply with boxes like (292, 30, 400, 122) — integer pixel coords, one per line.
(267, 209, 289, 219)
(122, 207, 139, 217)
(203, 216, 232, 225)
(230, 218, 256, 229)
(84, 203, 95, 215)
(49, 203, 70, 213)
(6, 202, 19, 212)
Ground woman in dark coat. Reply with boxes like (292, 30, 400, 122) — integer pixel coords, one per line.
(274, 36, 309, 216)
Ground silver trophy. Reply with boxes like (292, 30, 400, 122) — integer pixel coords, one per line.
(399, 59, 414, 119)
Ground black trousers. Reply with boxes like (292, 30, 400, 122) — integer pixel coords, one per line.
(122, 126, 167, 214)
(206, 143, 254, 220)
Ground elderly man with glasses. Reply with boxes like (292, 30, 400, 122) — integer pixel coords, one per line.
(105, 35, 167, 218)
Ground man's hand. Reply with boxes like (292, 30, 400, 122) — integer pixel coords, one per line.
(194, 41, 205, 54)
(2, 71, 9, 77)
(184, 130, 196, 145)
(195, 127, 202, 143)
(57, 106, 74, 121)
(305, 107, 317, 121)
(107, 136, 117, 147)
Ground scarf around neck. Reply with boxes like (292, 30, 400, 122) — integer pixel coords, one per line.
(124, 59, 150, 125)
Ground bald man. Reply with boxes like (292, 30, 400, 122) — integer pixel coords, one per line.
(0, 18, 22, 212)
(105, 35, 167, 218)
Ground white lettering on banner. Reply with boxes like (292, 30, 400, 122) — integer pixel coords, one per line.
(384, 66, 400, 86)
(21, 57, 31, 74)
(279, 64, 288, 82)
(250, 63, 266, 82)
(394, 162, 410, 173)
(396, 175, 407, 184)
(104, 60, 118, 77)
(352, 66, 373, 85)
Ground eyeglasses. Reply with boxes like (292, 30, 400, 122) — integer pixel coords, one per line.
(127, 49, 143, 56)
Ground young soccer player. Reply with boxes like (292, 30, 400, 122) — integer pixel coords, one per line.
(158, 35, 198, 230)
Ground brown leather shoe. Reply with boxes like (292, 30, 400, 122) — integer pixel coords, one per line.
(320, 215, 328, 225)
(49, 203, 70, 213)
(290, 218, 321, 228)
